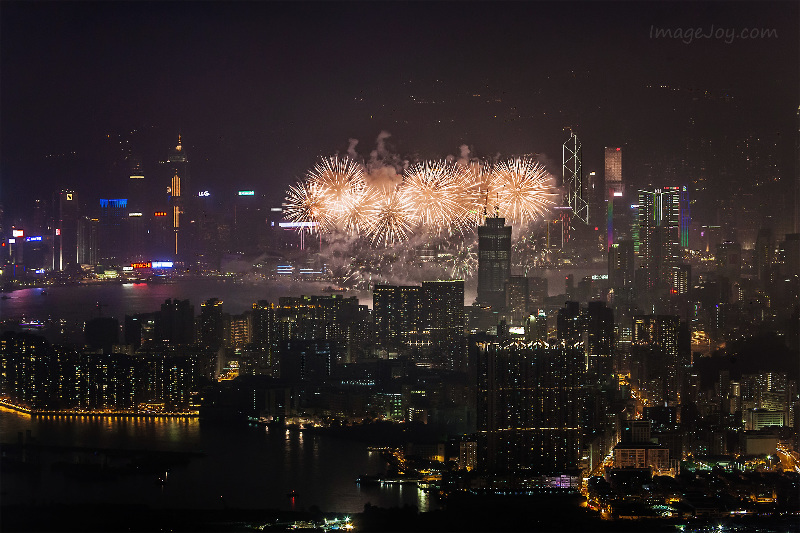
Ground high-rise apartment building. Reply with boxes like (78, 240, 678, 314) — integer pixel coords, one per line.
(477, 339, 584, 475)
(477, 215, 511, 308)
(631, 315, 681, 406)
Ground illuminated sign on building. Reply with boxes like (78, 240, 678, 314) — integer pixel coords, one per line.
(122, 266, 134, 271)
(278, 222, 318, 229)
(12, 229, 24, 238)
(8, 238, 15, 244)
(198, 191, 210, 197)
(131, 262, 152, 269)
(130, 175, 144, 179)
(151, 261, 173, 269)
(508, 326, 525, 335)
(128, 212, 143, 217)
(26, 236, 42, 242)
(591, 274, 609, 280)
(238, 190, 255, 196)
(66, 193, 73, 201)
(55, 229, 61, 236)
(154, 212, 167, 217)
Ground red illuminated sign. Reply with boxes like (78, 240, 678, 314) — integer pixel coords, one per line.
(154, 211, 167, 217)
(131, 262, 152, 269)
(56, 229, 61, 236)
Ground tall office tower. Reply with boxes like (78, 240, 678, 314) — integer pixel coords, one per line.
(127, 156, 146, 211)
(557, 301, 582, 342)
(679, 186, 691, 249)
(166, 136, 189, 260)
(608, 240, 635, 291)
(423, 280, 465, 346)
(77, 216, 99, 266)
(604, 147, 623, 248)
(504, 276, 530, 324)
(157, 299, 195, 345)
(476, 339, 584, 475)
(631, 315, 681, 406)
(98, 199, 128, 264)
(716, 240, 742, 280)
(199, 298, 225, 351)
(477, 215, 511, 308)
(637, 187, 682, 294)
(32, 199, 46, 235)
(754, 228, 775, 286)
(53, 190, 79, 270)
(585, 301, 614, 386)
(563, 132, 588, 224)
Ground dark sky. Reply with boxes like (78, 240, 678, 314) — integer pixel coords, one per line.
(1, 1, 797, 220)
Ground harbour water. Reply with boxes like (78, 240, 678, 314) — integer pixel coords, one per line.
(0, 407, 434, 513)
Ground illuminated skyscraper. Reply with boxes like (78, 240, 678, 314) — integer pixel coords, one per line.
(98, 199, 127, 263)
(166, 136, 189, 260)
(637, 187, 682, 293)
(53, 190, 79, 271)
(477, 215, 511, 308)
(604, 147, 623, 249)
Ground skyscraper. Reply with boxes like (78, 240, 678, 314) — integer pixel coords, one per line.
(166, 136, 189, 260)
(608, 239, 635, 291)
(584, 301, 614, 386)
(98, 199, 128, 264)
(604, 147, 623, 249)
(631, 315, 681, 406)
(53, 190, 79, 271)
(637, 187, 682, 294)
(563, 131, 588, 224)
(477, 339, 584, 475)
(477, 215, 511, 308)
(199, 298, 225, 351)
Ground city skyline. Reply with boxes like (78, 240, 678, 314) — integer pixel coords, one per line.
(1, 1, 798, 226)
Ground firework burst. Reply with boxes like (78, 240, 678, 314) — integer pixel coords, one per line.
(284, 181, 327, 232)
(364, 191, 414, 247)
(488, 157, 557, 225)
(401, 160, 474, 233)
(284, 151, 558, 246)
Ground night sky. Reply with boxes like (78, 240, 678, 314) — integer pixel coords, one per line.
(1, 1, 797, 221)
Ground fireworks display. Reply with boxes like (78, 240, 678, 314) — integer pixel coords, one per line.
(285, 154, 559, 246)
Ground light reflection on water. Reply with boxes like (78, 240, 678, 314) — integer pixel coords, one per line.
(0, 407, 435, 513)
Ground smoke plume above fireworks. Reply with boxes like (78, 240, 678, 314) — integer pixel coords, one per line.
(284, 134, 560, 247)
